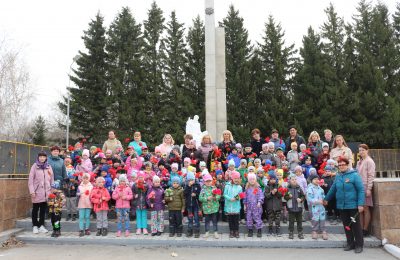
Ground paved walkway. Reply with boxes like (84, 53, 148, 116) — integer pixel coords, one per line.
(0, 245, 395, 260)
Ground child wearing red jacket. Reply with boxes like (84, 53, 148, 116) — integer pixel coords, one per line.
(90, 176, 111, 236)
(112, 175, 133, 237)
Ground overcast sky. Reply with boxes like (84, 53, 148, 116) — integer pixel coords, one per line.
(0, 0, 397, 119)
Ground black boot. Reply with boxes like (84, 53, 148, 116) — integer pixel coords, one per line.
(194, 229, 200, 238)
(229, 230, 234, 238)
(186, 229, 193, 237)
(344, 244, 355, 251)
(96, 228, 102, 236)
(169, 232, 175, 237)
(79, 230, 85, 237)
(257, 229, 262, 238)
(247, 229, 253, 237)
(102, 228, 108, 236)
(51, 230, 56, 237)
(56, 230, 61, 237)
(72, 214, 76, 221)
(177, 232, 182, 237)
(234, 230, 239, 238)
(268, 227, 274, 236)
(354, 247, 363, 254)
(66, 214, 71, 221)
(289, 232, 294, 239)
(298, 232, 304, 239)
(275, 226, 282, 237)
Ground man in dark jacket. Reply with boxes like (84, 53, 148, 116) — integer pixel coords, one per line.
(285, 125, 306, 154)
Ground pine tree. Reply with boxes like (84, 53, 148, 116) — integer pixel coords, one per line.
(142, 2, 165, 145)
(58, 13, 109, 143)
(159, 11, 190, 144)
(186, 16, 205, 127)
(257, 16, 298, 135)
(106, 7, 144, 141)
(221, 5, 254, 143)
(31, 115, 47, 145)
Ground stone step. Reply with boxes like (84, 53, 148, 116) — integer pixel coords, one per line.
(17, 218, 346, 234)
(15, 231, 382, 248)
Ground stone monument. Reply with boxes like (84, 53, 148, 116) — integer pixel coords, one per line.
(205, 0, 227, 141)
(185, 115, 208, 148)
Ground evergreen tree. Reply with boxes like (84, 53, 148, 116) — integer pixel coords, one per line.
(106, 7, 144, 140)
(257, 16, 298, 136)
(159, 11, 190, 144)
(186, 16, 205, 127)
(59, 13, 109, 143)
(31, 115, 47, 145)
(142, 1, 165, 145)
(221, 5, 254, 143)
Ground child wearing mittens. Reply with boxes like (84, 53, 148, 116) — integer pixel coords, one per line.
(199, 173, 221, 239)
(244, 173, 264, 237)
(147, 175, 165, 236)
(112, 175, 133, 237)
(224, 170, 243, 238)
(307, 174, 328, 240)
(77, 172, 93, 237)
(90, 176, 111, 236)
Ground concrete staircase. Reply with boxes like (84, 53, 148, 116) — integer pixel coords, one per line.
(15, 215, 382, 248)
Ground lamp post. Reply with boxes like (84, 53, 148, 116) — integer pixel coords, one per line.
(66, 55, 80, 148)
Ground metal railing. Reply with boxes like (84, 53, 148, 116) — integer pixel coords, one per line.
(0, 140, 49, 179)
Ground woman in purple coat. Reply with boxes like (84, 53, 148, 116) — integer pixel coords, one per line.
(28, 151, 55, 234)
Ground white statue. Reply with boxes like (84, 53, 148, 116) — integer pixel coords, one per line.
(185, 115, 208, 148)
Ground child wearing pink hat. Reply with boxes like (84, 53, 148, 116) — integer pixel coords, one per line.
(199, 174, 221, 239)
(244, 173, 264, 237)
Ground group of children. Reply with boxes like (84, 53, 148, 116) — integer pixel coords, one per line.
(44, 139, 339, 240)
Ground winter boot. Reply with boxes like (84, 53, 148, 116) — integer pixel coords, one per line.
(298, 232, 304, 239)
(229, 230, 234, 238)
(289, 232, 294, 239)
(102, 228, 108, 236)
(79, 230, 85, 237)
(96, 228, 102, 236)
(72, 214, 76, 221)
(234, 230, 240, 238)
(66, 214, 71, 221)
(268, 227, 274, 236)
(257, 229, 262, 238)
(247, 229, 253, 237)
(85, 229, 90, 236)
(275, 226, 282, 237)
(51, 230, 56, 237)
(194, 229, 200, 238)
(186, 229, 193, 237)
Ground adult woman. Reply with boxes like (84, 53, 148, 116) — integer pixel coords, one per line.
(356, 144, 376, 237)
(198, 134, 213, 162)
(307, 131, 323, 166)
(28, 151, 54, 234)
(128, 131, 147, 156)
(181, 134, 193, 155)
(47, 146, 66, 184)
(102, 130, 122, 154)
(218, 130, 235, 157)
(324, 157, 365, 254)
(156, 134, 175, 155)
(330, 135, 353, 167)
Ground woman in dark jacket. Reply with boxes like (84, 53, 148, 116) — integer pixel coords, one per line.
(324, 157, 365, 254)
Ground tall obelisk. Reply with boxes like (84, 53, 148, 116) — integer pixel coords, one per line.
(205, 0, 227, 140)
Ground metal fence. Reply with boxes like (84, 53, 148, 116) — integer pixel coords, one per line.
(369, 149, 400, 178)
(0, 140, 49, 179)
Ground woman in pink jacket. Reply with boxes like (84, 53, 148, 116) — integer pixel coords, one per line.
(77, 172, 93, 237)
(28, 151, 54, 234)
(90, 177, 111, 236)
(112, 175, 133, 237)
(357, 144, 376, 237)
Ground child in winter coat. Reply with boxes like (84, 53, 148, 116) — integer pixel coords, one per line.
(287, 142, 300, 172)
(224, 171, 243, 238)
(168, 163, 183, 187)
(237, 159, 248, 186)
(307, 174, 327, 240)
(301, 156, 313, 179)
(265, 173, 283, 236)
(76, 149, 93, 174)
(48, 181, 65, 238)
(184, 172, 202, 238)
(294, 165, 307, 193)
(284, 174, 305, 239)
(165, 176, 185, 237)
(77, 172, 93, 237)
(112, 175, 133, 237)
(321, 166, 340, 224)
(100, 165, 113, 195)
(199, 173, 221, 239)
(90, 176, 111, 236)
(244, 173, 264, 237)
(132, 172, 149, 235)
(143, 161, 156, 186)
(226, 147, 241, 168)
(276, 169, 288, 223)
(147, 175, 165, 236)
(63, 173, 78, 221)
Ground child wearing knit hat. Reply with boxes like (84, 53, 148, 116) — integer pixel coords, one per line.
(306, 174, 328, 240)
(284, 174, 305, 239)
(132, 172, 149, 235)
(112, 175, 133, 237)
(168, 163, 183, 188)
(321, 166, 340, 224)
(199, 174, 221, 239)
(223, 171, 243, 238)
(237, 159, 248, 186)
(184, 171, 202, 238)
(244, 173, 264, 237)
(265, 173, 283, 236)
(147, 175, 165, 236)
(165, 176, 185, 237)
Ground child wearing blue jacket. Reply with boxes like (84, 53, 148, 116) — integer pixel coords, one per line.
(224, 170, 243, 238)
(307, 174, 327, 240)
